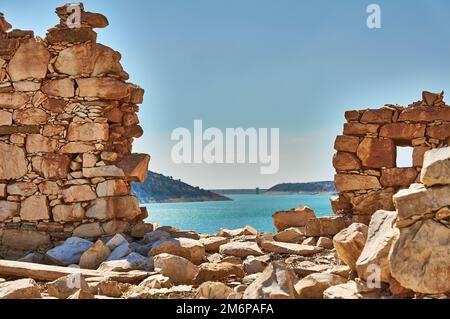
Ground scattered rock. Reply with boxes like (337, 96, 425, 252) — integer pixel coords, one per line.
(243, 262, 298, 299)
(79, 240, 111, 270)
(333, 223, 368, 270)
(261, 241, 323, 256)
(273, 227, 305, 243)
(219, 242, 263, 258)
(153, 253, 199, 285)
(149, 238, 205, 265)
(193, 262, 245, 285)
(195, 282, 241, 299)
(0, 278, 41, 299)
(47, 274, 89, 299)
(46, 237, 93, 266)
(295, 273, 348, 299)
(272, 206, 315, 232)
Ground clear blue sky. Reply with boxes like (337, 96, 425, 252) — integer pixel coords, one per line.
(3, 0, 450, 189)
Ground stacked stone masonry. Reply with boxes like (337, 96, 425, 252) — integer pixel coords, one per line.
(0, 4, 150, 259)
(332, 91, 449, 224)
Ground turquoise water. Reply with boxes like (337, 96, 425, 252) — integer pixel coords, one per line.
(144, 194, 334, 234)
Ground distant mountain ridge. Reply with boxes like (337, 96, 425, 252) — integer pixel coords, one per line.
(131, 171, 231, 203)
(265, 181, 336, 194)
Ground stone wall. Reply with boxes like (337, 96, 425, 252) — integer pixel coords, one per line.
(332, 91, 449, 223)
(0, 4, 150, 259)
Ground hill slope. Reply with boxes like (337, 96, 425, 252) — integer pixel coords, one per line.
(265, 181, 336, 194)
(131, 171, 231, 203)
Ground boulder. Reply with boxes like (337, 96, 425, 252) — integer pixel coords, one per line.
(149, 238, 205, 265)
(294, 273, 348, 299)
(261, 241, 323, 256)
(305, 216, 348, 237)
(243, 262, 298, 299)
(356, 210, 398, 283)
(98, 253, 153, 272)
(393, 183, 450, 222)
(195, 282, 240, 299)
(272, 206, 315, 232)
(107, 242, 133, 261)
(153, 253, 199, 285)
(117, 153, 150, 182)
(243, 255, 270, 275)
(47, 274, 89, 299)
(193, 262, 245, 285)
(323, 280, 381, 299)
(317, 237, 334, 249)
(0, 142, 27, 180)
(199, 236, 230, 252)
(46, 237, 94, 266)
(0, 278, 41, 299)
(389, 219, 450, 294)
(67, 289, 95, 299)
(8, 40, 50, 81)
(420, 147, 450, 187)
(217, 226, 257, 237)
(219, 242, 263, 258)
(333, 223, 368, 270)
(79, 240, 111, 270)
(273, 227, 305, 243)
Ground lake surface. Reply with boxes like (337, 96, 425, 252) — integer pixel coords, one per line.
(144, 194, 334, 234)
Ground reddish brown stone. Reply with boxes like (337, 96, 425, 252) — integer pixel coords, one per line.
(41, 78, 75, 98)
(304, 216, 349, 237)
(356, 138, 396, 168)
(334, 135, 360, 153)
(129, 85, 144, 104)
(32, 154, 71, 180)
(46, 27, 97, 44)
(345, 110, 362, 122)
(42, 98, 67, 113)
(335, 174, 382, 192)
(380, 168, 418, 187)
(343, 123, 379, 136)
(62, 185, 97, 203)
(0, 142, 27, 180)
(333, 152, 361, 171)
(13, 108, 49, 125)
(8, 40, 50, 81)
(20, 195, 50, 221)
(76, 77, 130, 100)
(350, 188, 396, 215)
(117, 153, 150, 182)
(67, 123, 109, 142)
(360, 108, 393, 124)
(398, 106, 450, 122)
(104, 108, 123, 123)
(124, 125, 144, 138)
(380, 123, 426, 145)
(25, 134, 58, 153)
(330, 194, 351, 213)
(426, 124, 450, 140)
(413, 146, 431, 167)
(0, 92, 29, 109)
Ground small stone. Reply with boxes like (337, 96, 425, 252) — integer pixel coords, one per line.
(333, 223, 368, 270)
(46, 237, 94, 266)
(79, 240, 111, 270)
(153, 253, 199, 285)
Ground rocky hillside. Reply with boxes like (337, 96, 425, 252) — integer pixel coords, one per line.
(131, 171, 231, 203)
(266, 181, 336, 194)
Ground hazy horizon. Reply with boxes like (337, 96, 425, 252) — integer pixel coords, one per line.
(3, 0, 450, 189)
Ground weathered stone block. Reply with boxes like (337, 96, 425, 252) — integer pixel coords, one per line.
(25, 134, 58, 153)
(85, 196, 140, 221)
(356, 138, 396, 168)
(343, 123, 379, 136)
(427, 123, 450, 140)
(8, 40, 50, 81)
(350, 188, 395, 215)
(1, 229, 51, 251)
(380, 123, 426, 144)
(117, 153, 150, 182)
(0, 142, 27, 180)
(32, 154, 70, 180)
(333, 152, 361, 171)
(380, 167, 418, 187)
(334, 174, 381, 192)
(82, 165, 125, 178)
(77, 77, 130, 100)
(20, 195, 50, 221)
(41, 78, 75, 98)
(62, 185, 97, 203)
(67, 122, 109, 142)
(305, 216, 349, 237)
(13, 108, 49, 125)
(334, 135, 360, 153)
(0, 92, 29, 109)
(420, 147, 450, 186)
(96, 179, 129, 197)
(52, 203, 85, 222)
(360, 108, 393, 124)
(0, 201, 20, 222)
(413, 146, 431, 167)
(46, 27, 97, 44)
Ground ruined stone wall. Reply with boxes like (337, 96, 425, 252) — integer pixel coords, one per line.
(332, 91, 449, 224)
(0, 4, 151, 258)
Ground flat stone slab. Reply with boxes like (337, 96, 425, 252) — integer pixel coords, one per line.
(261, 241, 323, 256)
